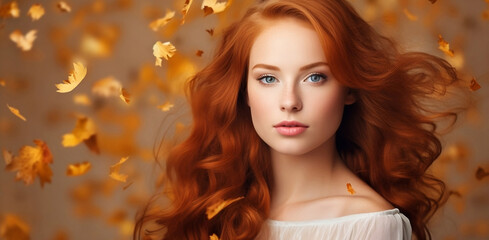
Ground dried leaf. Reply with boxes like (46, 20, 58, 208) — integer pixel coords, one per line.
(153, 41, 176, 66)
(81, 34, 112, 58)
(476, 167, 489, 180)
(6, 104, 26, 121)
(403, 8, 418, 21)
(196, 50, 204, 57)
(119, 88, 131, 104)
(66, 162, 91, 176)
(347, 183, 356, 195)
(157, 101, 174, 112)
(4, 139, 53, 187)
(209, 234, 219, 240)
(0, 214, 30, 240)
(27, 4, 45, 21)
(57, 1, 72, 13)
(206, 28, 214, 36)
(470, 77, 482, 91)
(201, 0, 231, 16)
(109, 156, 129, 182)
(62, 116, 96, 147)
(438, 34, 454, 57)
(181, 0, 193, 24)
(9, 30, 37, 51)
(55, 62, 87, 93)
(0, 2, 20, 18)
(73, 94, 92, 106)
(149, 10, 175, 31)
(206, 196, 244, 219)
(92, 76, 122, 98)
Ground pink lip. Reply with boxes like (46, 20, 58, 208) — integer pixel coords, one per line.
(274, 121, 309, 136)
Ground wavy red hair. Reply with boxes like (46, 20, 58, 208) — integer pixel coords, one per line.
(135, 1, 465, 239)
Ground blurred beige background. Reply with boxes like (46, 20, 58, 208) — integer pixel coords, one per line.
(0, 0, 488, 239)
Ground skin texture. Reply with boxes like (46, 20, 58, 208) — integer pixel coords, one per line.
(247, 18, 391, 221)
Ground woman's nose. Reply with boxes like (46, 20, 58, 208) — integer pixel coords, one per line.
(280, 84, 302, 112)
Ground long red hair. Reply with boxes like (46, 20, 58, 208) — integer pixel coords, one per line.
(135, 0, 464, 239)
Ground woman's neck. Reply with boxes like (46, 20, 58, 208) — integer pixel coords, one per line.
(269, 139, 342, 208)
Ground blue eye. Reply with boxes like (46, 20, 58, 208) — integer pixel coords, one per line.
(258, 75, 277, 84)
(305, 73, 327, 83)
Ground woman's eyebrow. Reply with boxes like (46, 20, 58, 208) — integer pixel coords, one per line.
(251, 62, 329, 71)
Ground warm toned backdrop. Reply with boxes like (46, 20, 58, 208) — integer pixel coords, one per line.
(0, 0, 488, 239)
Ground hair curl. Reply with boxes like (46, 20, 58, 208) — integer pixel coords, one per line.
(135, 0, 466, 239)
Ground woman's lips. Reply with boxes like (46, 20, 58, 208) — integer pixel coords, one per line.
(273, 121, 308, 136)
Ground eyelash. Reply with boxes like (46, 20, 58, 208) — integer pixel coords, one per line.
(256, 72, 328, 85)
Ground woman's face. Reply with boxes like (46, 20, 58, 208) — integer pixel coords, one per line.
(247, 18, 354, 157)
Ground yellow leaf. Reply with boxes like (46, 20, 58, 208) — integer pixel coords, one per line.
(0, 214, 30, 240)
(201, 0, 231, 16)
(109, 156, 129, 182)
(119, 88, 131, 104)
(57, 1, 72, 13)
(206, 196, 244, 219)
(157, 101, 174, 112)
(438, 34, 454, 57)
(92, 76, 122, 98)
(0, 1, 20, 18)
(55, 62, 87, 93)
(80, 34, 111, 58)
(153, 41, 176, 66)
(403, 8, 417, 21)
(149, 10, 175, 31)
(6, 104, 26, 121)
(181, 0, 193, 24)
(27, 4, 45, 21)
(0, 79, 5, 86)
(62, 116, 96, 147)
(4, 139, 53, 187)
(73, 94, 92, 106)
(347, 183, 356, 195)
(66, 162, 91, 176)
(209, 233, 219, 240)
(9, 30, 37, 51)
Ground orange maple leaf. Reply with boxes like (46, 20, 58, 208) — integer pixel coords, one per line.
(206, 196, 244, 219)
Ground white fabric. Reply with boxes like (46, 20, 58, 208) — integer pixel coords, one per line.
(255, 208, 412, 240)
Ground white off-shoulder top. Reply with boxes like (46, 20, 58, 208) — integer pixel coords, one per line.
(255, 208, 411, 240)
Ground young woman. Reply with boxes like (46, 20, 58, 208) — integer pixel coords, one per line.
(135, 0, 463, 239)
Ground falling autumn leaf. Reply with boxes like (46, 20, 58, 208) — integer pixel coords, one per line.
(202, 0, 231, 16)
(9, 30, 37, 51)
(153, 41, 176, 67)
(157, 101, 174, 112)
(120, 88, 131, 104)
(0, 79, 5, 86)
(57, 1, 72, 13)
(62, 116, 96, 147)
(109, 156, 129, 182)
(55, 61, 87, 93)
(6, 104, 26, 121)
(27, 4, 45, 21)
(4, 139, 53, 187)
(429, 0, 437, 3)
(196, 50, 204, 57)
(206, 196, 244, 219)
(73, 94, 92, 106)
(181, 0, 193, 24)
(0, 2, 20, 18)
(347, 183, 356, 195)
(476, 167, 489, 180)
(92, 76, 122, 98)
(403, 8, 418, 21)
(149, 10, 175, 31)
(209, 234, 220, 240)
(438, 34, 454, 57)
(470, 77, 481, 91)
(0, 214, 30, 240)
(66, 162, 91, 176)
(206, 28, 214, 36)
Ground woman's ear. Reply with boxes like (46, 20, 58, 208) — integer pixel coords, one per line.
(344, 88, 356, 105)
